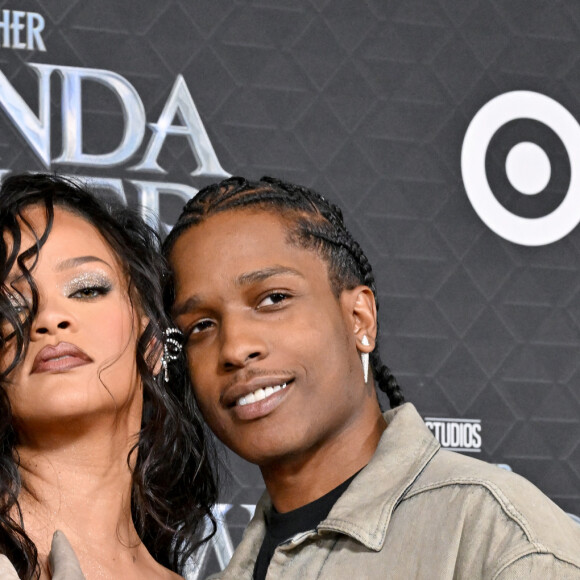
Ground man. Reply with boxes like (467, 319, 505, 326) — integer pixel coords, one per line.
(162, 176, 580, 579)
(41, 175, 580, 579)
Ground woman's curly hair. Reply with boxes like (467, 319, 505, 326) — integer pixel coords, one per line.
(0, 173, 217, 579)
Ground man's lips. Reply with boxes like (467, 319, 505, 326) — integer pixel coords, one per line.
(221, 376, 295, 408)
(31, 342, 93, 374)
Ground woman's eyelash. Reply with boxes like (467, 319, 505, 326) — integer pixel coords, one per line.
(69, 284, 112, 299)
(64, 273, 113, 298)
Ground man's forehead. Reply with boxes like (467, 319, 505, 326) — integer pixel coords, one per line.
(171, 210, 305, 266)
(169, 208, 335, 292)
(187, 207, 294, 238)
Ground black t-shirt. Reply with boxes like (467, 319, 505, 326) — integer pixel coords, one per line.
(252, 472, 359, 580)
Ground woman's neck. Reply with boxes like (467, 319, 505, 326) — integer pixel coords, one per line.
(14, 415, 178, 579)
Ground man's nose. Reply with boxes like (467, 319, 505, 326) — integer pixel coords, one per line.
(218, 313, 268, 370)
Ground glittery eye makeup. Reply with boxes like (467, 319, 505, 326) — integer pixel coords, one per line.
(7, 292, 28, 313)
(63, 271, 113, 299)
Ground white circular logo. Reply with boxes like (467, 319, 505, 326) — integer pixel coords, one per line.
(461, 91, 580, 246)
(505, 141, 551, 195)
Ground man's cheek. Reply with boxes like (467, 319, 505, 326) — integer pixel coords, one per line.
(199, 404, 230, 441)
(192, 385, 217, 418)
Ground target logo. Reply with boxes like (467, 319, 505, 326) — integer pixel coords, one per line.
(461, 91, 580, 246)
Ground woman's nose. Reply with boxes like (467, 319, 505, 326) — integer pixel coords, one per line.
(31, 300, 75, 338)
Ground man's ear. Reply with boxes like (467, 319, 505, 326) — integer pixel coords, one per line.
(341, 285, 377, 352)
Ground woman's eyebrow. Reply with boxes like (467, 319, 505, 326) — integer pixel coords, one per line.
(55, 256, 111, 271)
(5, 256, 111, 286)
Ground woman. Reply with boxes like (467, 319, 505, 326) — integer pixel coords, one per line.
(0, 174, 216, 579)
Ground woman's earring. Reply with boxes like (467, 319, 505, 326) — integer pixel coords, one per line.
(162, 328, 183, 383)
(361, 335, 370, 384)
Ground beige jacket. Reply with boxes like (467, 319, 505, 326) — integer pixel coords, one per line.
(211, 403, 580, 579)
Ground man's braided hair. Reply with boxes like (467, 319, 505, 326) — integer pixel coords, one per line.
(163, 175, 404, 409)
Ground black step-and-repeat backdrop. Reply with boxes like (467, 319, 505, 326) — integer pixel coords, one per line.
(1, 1, 579, 576)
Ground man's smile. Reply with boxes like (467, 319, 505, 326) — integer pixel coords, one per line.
(237, 382, 288, 407)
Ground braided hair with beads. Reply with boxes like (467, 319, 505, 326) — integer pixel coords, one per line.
(163, 175, 404, 409)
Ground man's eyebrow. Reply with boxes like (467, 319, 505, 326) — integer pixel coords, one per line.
(55, 256, 111, 271)
(173, 295, 202, 318)
(172, 266, 303, 317)
(235, 266, 303, 287)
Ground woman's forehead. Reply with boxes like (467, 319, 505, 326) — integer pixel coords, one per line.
(4, 206, 119, 277)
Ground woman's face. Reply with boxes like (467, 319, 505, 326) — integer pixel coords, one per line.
(3, 206, 144, 433)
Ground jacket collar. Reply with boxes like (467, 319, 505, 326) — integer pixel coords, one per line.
(220, 403, 440, 578)
(318, 403, 440, 550)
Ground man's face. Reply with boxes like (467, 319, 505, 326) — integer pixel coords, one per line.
(169, 209, 371, 467)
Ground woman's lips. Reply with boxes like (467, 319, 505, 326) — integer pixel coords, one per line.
(31, 342, 93, 374)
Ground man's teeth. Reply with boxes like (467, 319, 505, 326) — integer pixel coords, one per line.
(237, 383, 287, 406)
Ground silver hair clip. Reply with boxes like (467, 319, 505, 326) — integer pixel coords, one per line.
(162, 327, 183, 383)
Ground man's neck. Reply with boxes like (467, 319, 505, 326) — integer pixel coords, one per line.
(260, 409, 387, 513)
